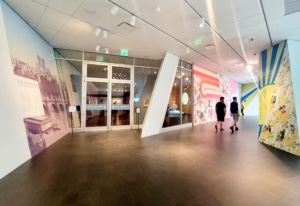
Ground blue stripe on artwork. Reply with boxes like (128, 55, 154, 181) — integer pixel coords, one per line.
(268, 44, 278, 85)
(258, 125, 263, 138)
(271, 41, 286, 84)
(241, 87, 257, 102)
(261, 50, 267, 87)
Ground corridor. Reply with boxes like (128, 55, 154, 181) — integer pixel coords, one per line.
(1, 116, 300, 206)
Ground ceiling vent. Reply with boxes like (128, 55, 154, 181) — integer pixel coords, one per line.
(111, 22, 136, 35)
(284, 0, 300, 15)
(203, 44, 216, 50)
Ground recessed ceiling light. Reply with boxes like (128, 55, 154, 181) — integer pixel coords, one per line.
(96, 45, 100, 52)
(110, 5, 119, 15)
(103, 30, 108, 38)
(95, 28, 101, 36)
(130, 15, 136, 26)
(199, 18, 205, 28)
(186, 47, 190, 53)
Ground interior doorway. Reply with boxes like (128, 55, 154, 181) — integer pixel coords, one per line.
(82, 62, 133, 131)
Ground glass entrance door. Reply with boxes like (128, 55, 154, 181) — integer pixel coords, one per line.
(83, 62, 133, 131)
(111, 83, 130, 126)
(86, 81, 108, 128)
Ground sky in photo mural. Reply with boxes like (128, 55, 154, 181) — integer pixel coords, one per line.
(193, 65, 238, 125)
(258, 41, 300, 156)
(3, 5, 69, 156)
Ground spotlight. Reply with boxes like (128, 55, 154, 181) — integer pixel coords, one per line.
(105, 48, 109, 54)
(130, 15, 136, 26)
(155, 6, 161, 12)
(199, 18, 205, 28)
(103, 30, 108, 38)
(246, 64, 252, 70)
(96, 45, 100, 52)
(186, 47, 190, 53)
(95, 28, 101, 36)
(110, 5, 119, 15)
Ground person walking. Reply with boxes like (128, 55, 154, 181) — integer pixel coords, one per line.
(215, 97, 226, 132)
(230, 97, 239, 133)
(240, 101, 244, 116)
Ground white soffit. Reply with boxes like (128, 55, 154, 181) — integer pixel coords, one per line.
(47, 0, 84, 15)
(110, 0, 153, 13)
(284, 0, 300, 15)
(6, 0, 46, 26)
(127, 25, 183, 51)
(72, 0, 111, 23)
(110, 22, 137, 35)
(38, 8, 70, 31)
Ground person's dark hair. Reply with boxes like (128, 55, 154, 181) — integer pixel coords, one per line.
(220, 97, 224, 101)
(233, 97, 237, 101)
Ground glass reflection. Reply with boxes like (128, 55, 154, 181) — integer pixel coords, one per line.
(86, 82, 107, 127)
(111, 83, 130, 126)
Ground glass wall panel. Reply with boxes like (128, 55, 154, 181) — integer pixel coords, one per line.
(181, 68, 192, 124)
(84, 52, 134, 65)
(87, 64, 108, 78)
(133, 66, 159, 125)
(112, 66, 131, 80)
(55, 57, 82, 128)
(163, 67, 182, 127)
(134, 58, 161, 68)
(163, 60, 192, 127)
(55, 49, 83, 60)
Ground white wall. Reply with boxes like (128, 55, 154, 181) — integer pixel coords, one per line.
(0, 0, 31, 179)
(288, 40, 300, 135)
(141, 52, 179, 138)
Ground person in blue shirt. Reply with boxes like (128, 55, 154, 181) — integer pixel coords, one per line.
(230, 97, 239, 133)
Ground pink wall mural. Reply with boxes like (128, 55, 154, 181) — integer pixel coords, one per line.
(193, 65, 238, 125)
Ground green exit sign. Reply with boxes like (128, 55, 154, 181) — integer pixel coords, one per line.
(193, 37, 203, 46)
(121, 49, 128, 56)
(96, 56, 104, 62)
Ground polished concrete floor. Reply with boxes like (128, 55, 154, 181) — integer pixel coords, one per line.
(1, 116, 300, 206)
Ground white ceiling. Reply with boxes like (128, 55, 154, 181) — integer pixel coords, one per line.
(3, 0, 300, 84)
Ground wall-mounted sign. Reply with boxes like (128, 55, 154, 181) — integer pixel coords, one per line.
(68, 106, 76, 112)
(135, 107, 141, 114)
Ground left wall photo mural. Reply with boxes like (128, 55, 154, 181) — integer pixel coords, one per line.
(2, 3, 69, 156)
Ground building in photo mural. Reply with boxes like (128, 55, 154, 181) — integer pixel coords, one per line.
(258, 41, 300, 156)
(193, 65, 238, 125)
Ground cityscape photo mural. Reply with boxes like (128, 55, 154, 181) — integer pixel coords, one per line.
(4, 5, 69, 156)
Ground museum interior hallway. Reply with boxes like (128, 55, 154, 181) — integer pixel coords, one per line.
(1, 116, 300, 206)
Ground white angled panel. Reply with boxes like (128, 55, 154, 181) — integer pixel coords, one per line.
(141, 52, 179, 138)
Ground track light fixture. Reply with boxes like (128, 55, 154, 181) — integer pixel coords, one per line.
(199, 18, 205, 28)
(130, 15, 136, 26)
(110, 5, 119, 15)
(103, 30, 108, 38)
(95, 28, 101, 37)
(155, 6, 161, 12)
(186, 47, 190, 53)
(96, 45, 100, 52)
